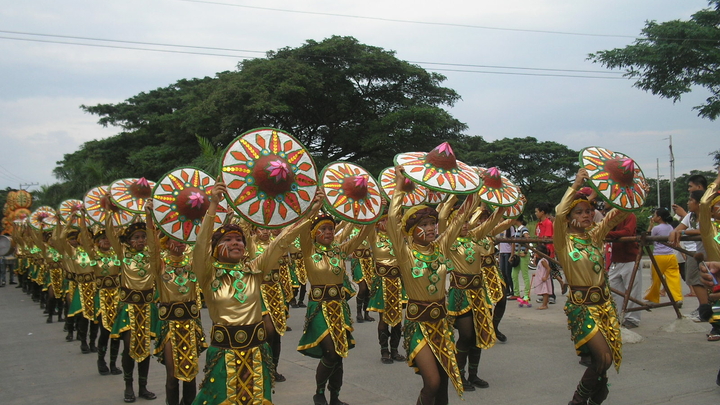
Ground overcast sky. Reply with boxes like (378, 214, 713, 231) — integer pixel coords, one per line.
(0, 0, 717, 191)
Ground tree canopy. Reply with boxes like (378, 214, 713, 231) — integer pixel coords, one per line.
(67, 36, 465, 184)
(453, 136, 578, 211)
(589, 1, 720, 120)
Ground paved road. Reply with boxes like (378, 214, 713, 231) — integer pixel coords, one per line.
(1, 273, 719, 405)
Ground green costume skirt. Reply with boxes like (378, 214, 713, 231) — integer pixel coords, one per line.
(298, 299, 355, 359)
(193, 344, 274, 405)
(564, 298, 622, 372)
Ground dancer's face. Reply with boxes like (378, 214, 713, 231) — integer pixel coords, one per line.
(459, 221, 469, 238)
(376, 217, 388, 232)
(255, 228, 271, 242)
(216, 232, 245, 263)
(129, 230, 147, 251)
(314, 223, 335, 247)
(96, 235, 111, 251)
(166, 239, 186, 255)
(413, 218, 437, 245)
(568, 201, 593, 231)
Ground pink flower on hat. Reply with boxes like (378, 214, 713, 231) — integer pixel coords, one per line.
(188, 192, 205, 209)
(267, 160, 290, 182)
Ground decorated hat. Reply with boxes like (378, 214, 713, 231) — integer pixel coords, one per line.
(109, 177, 156, 214)
(579, 146, 647, 211)
(84, 185, 134, 226)
(152, 167, 230, 243)
(58, 199, 90, 229)
(220, 127, 318, 229)
(394, 142, 482, 194)
(425, 189, 448, 205)
(379, 166, 428, 207)
(503, 194, 526, 219)
(475, 166, 521, 207)
(30, 206, 57, 230)
(320, 162, 383, 224)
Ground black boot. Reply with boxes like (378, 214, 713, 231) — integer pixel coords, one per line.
(124, 377, 136, 403)
(110, 339, 122, 375)
(89, 321, 99, 352)
(363, 297, 375, 322)
(389, 325, 405, 361)
(77, 317, 90, 354)
(65, 316, 75, 342)
(356, 302, 364, 323)
(57, 298, 64, 322)
(46, 297, 55, 323)
(97, 346, 110, 375)
(180, 380, 196, 405)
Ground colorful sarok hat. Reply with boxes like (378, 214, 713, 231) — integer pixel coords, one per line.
(84, 185, 134, 226)
(580, 146, 647, 211)
(475, 166, 521, 207)
(394, 142, 482, 194)
(220, 127, 318, 228)
(152, 167, 230, 243)
(503, 194, 526, 219)
(29, 206, 57, 230)
(58, 199, 90, 228)
(109, 177, 156, 214)
(320, 162, 383, 224)
(425, 189, 448, 205)
(379, 166, 428, 207)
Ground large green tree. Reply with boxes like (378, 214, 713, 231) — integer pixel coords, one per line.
(454, 136, 578, 211)
(589, 1, 720, 119)
(59, 35, 465, 189)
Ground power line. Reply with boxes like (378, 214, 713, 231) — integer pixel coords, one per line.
(0, 164, 26, 183)
(176, 0, 720, 43)
(177, 0, 638, 39)
(0, 34, 623, 79)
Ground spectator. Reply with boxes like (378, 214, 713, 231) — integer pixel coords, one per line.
(607, 213, 641, 328)
(644, 208, 682, 306)
(534, 202, 556, 304)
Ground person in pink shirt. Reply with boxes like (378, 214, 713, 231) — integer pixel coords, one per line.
(534, 202, 556, 303)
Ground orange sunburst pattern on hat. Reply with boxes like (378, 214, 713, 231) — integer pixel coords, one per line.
(475, 166, 521, 207)
(152, 167, 229, 243)
(221, 128, 318, 228)
(580, 146, 647, 211)
(321, 162, 383, 224)
(379, 166, 428, 207)
(59, 199, 90, 228)
(84, 186, 134, 226)
(110, 178, 156, 214)
(394, 142, 481, 194)
(30, 206, 57, 231)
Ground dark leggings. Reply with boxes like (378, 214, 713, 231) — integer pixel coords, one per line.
(121, 331, 151, 392)
(571, 333, 613, 404)
(315, 335, 345, 402)
(414, 345, 449, 405)
(163, 340, 196, 405)
(263, 314, 282, 374)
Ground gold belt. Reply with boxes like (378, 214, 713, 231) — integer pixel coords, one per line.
(569, 285, 609, 305)
(450, 272, 483, 290)
(376, 263, 401, 278)
(118, 286, 154, 304)
(210, 321, 266, 349)
(158, 301, 200, 320)
(95, 275, 120, 289)
(406, 299, 447, 322)
(309, 284, 344, 302)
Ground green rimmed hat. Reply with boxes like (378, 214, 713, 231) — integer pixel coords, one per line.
(394, 142, 482, 194)
(579, 146, 647, 211)
(320, 161, 383, 224)
(220, 127, 318, 228)
(152, 167, 231, 243)
(379, 166, 428, 208)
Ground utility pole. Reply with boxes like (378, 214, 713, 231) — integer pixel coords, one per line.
(669, 136, 675, 208)
(656, 158, 661, 207)
(19, 182, 38, 190)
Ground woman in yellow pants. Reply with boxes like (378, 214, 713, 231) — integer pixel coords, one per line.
(644, 208, 682, 304)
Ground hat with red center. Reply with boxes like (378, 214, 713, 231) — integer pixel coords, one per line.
(110, 177, 156, 214)
(320, 161, 383, 224)
(220, 127, 318, 228)
(394, 142, 482, 194)
(379, 166, 428, 208)
(579, 146, 647, 211)
(475, 166, 521, 207)
(84, 185, 134, 226)
(152, 167, 231, 243)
